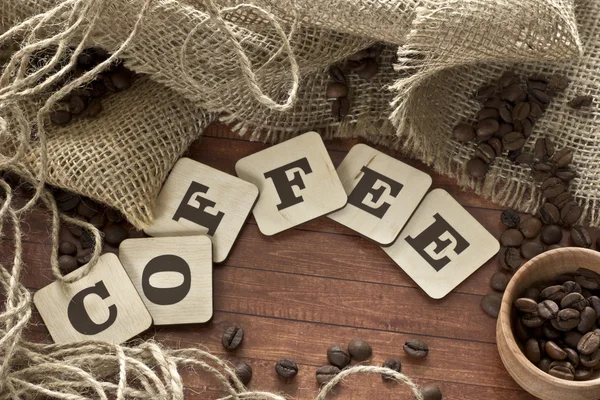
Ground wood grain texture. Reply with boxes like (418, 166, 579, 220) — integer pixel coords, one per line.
(7, 122, 600, 398)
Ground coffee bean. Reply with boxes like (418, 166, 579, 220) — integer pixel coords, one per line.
(501, 209, 520, 228)
(515, 297, 538, 313)
(76, 248, 93, 265)
(110, 71, 132, 91)
(453, 123, 475, 142)
(543, 322, 561, 340)
(481, 292, 503, 318)
(222, 326, 244, 350)
(275, 359, 298, 379)
(357, 58, 379, 79)
(534, 138, 554, 160)
(512, 152, 533, 165)
(564, 347, 580, 368)
(560, 201, 582, 226)
(475, 119, 500, 140)
(367, 44, 384, 59)
(562, 281, 581, 293)
(68, 95, 87, 115)
(520, 216, 543, 239)
(466, 157, 488, 178)
(89, 213, 106, 229)
(549, 365, 575, 380)
(521, 241, 545, 260)
(500, 229, 524, 247)
(80, 229, 95, 249)
(552, 308, 580, 331)
(103, 74, 116, 92)
(574, 268, 600, 290)
(524, 338, 541, 363)
(487, 138, 503, 157)
(348, 338, 372, 361)
(564, 331, 583, 349)
(496, 123, 514, 138)
(574, 368, 593, 381)
(541, 285, 567, 302)
(553, 170, 576, 185)
(552, 148, 574, 168)
(562, 293, 588, 311)
(541, 177, 565, 198)
(326, 82, 349, 99)
(498, 106, 513, 124)
(58, 255, 78, 274)
(477, 107, 500, 121)
(327, 345, 350, 368)
(103, 224, 128, 246)
(532, 162, 555, 183)
(316, 365, 340, 385)
(538, 357, 552, 373)
(548, 74, 570, 93)
(331, 97, 349, 121)
(490, 272, 511, 292)
(529, 102, 543, 118)
(567, 95, 593, 109)
(381, 359, 401, 381)
(499, 247, 521, 271)
(403, 338, 429, 358)
(523, 312, 544, 328)
(512, 102, 530, 121)
(328, 66, 346, 84)
(80, 97, 102, 118)
(578, 307, 597, 334)
(540, 203, 560, 225)
(538, 300, 559, 320)
(483, 97, 504, 109)
(77, 199, 98, 219)
(507, 149, 522, 163)
(502, 132, 525, 151)
(501, 84, 527, 103)
(58, 241, 77, 256)
(419, 384, 442, 400)
(545, 341, 568, 360)
(541, 225, 562, 245)
(571, 226, 592, 248)
(530, 89, 550, 104)
(521, 118, 534, 138)
(579, 349, 600, 368)
(234, 362, 252, 386)
(106, 208, 123, 223)
(588, 296, 600, 317)
(475, 143, 496, 164)
(475, 85, 496, 101)
(578, 331, 600, 355)
(498, 71, 519, 88)
(56, 192, 80, 212)
(50, 110, 72, 125)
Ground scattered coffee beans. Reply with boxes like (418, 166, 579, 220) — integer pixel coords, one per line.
(419, 384, 443, 400)
(519, 216, 543, 239)
(316, 365, 340, 385)
(222, 326, 244, 350)
(403, 338, 429, 358)
(571, 226, 592, 248)
(275, 359, 298, 379)
(327, 345, 351, 368)
(58, 255, 78, 274)
(234, 362, 253, 386)
(348, 338, 372, 361)
(490, 271, 511, 292)
(58, 241, 77, 256)
(381, 359, 401, 381)
(567, 95, 593, 110)
(481, 292, 503, 318)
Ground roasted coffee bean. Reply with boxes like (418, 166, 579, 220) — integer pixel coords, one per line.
(561, 293, 588, 312)
(347, 49, 370, 61)
(477, 107, 500, 121)
(326, 82, 349, 99)
(540, 203, 560, 225)
(103, 74, 116, 92)
(560, 201, 582, 226)
(58, 255, 78, 274)
(475, 119, 500, 140)
(515, 298, 538, 313)
(328, 66, 346, 84)
(534, 138, 554, 160)
(538, 357, 552, 373)
(521, 118, 533, 138)
(80, 230, 95, 249)
(552, 148, 574, 168)
(563, 281, 582, 294)
(81, 97, 103, 118)
(475, 143, 496, 164)
(381, 359, 401, 381)
(512, 102, 530, 121)
(588, 296, 600, 316)
(76, 248, 93, 265)
(521, 241, 545, 260)
(578, 307, 597, 334)
(575, 368, 594, 381)
(532, 162, 555, 183)
(403, 338, 428, 358)
(514, 319, 530, 341)
(507, 149, 522, 163)
(525, 338, 541, 363)
(580, 349, 600, 368)
(316, 365, 340, 385)
(496, 123, 514, 138)
(522, 312, 544, 328)
(530, 89, 550, 104)
(56, 192, 80, 211)
(545, 341, 568, 360)
(578, 331, 600, 355)
(538, 300, 559, 320)
(553, 308, 581, 331)
(501, 84, 527, 103)
(502, 132, 525, 151)
(366, 43, 384, 58)
(543, 322, 562, 340)
(571, 226, 592, 249)
(565, 331, 583, 349)
(520, 216, 543, 239)
(490, 271, 511, 292)
(541, 177, 565, 198)
(106, 208, 123, 223)
(501, 209, 520, 228)
(549, 365, 575, 380)
(331, 97, 349, 121)
(68, 95, 87, 115)
(528, 79, 547, 91)
(574, 268, 600, 290)
(548, 74, 570, 93)
(567, 95, 593, 109)
(498, 106, 513, 124)
(499, 247, 521, 271)
(565, 348, 580, 368)
(452, 123, 475, 142)
(466, 157, 488, 178)
(234, 362, 252, 386)
(110, 71, 132, 91)
(357, 58, 379, 79)
(327, 345, 350, 368)
(529, 102, 543, 119)
(103, 224, 128, 246)
(541, 225, 562, 245)
(222, 326, 244, 350)
(50, 110, 72, 125)
(77, 199, 98, 219)
(58, 241, 77, 256)
(514, 152, 535, 165)
(484, 97, 504, 109)
(419, 384, 442, 400)
(348, 338, 372, 361)
(551, 360, 576, 376)
(541, 285, 567, 302)
(498, 71, 519, 88)
(475, 85, 496, 101)
(91, 80, 107, 97)
(500, 229, 524, 247)
(89, 213, 106, 230)
(275, 359, 298, 379)
(555, 168, 576, 183)
(488, 138, 503, 157)
(524, 287, 541, 301)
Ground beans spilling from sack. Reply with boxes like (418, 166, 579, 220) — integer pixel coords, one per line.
(513, 270, 600, 381)
(326, 44, 384, 121)
(222, 326, 442, 399)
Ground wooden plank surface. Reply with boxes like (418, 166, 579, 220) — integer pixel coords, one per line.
(4, 122, 600, 399)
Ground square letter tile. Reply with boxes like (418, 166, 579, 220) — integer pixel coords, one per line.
(235, 132, 347, 235)
(382, 189, 500, 299)
(145, 158, 258, 263)
(328, 144, 432, 245)
(119, 236, 213, 325)
(33, 253, 152, 345)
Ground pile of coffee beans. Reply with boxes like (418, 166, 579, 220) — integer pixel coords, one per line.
(326, 44, 384, 121)
(49, 48, 137, 126)
(513, 269, 600, 381)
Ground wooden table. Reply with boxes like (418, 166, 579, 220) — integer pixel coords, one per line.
(9, 123, 596, 399)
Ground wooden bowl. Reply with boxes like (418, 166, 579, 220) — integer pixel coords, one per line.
(497, 247, 600, 400)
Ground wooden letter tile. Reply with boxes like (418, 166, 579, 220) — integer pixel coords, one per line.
(328, 144, 432, 245)
(145, 158, 258, 263)
(235, 132, 347, 235)
(382, 189, 500, 299)
(33, 253, 152, 345)
(119, 236, 213, 325)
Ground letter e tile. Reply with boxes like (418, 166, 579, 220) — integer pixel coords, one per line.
(33, 254, 152, 345)
(119, 236, 213, 325)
